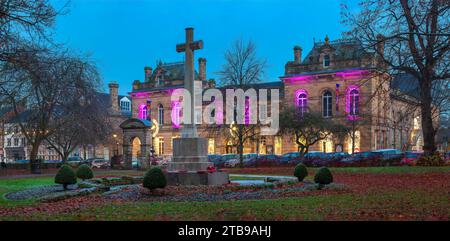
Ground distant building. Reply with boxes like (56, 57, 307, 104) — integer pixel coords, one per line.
(128, 37, 426, 158)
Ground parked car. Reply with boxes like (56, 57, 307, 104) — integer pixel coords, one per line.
(341, 151, 382, 162)
(400, 151, 423, 165)
(372, 149, 404, 160)
(90, 158, 110, 169)
(304, 151, 326, 159)
(326, 152, 350, 158)
(43, 160, 62, 164)
(215, 154, 239, 167)
(14, 159, 30, 164)
(67, 156, 84, 166)
(224, 159, 240, 168)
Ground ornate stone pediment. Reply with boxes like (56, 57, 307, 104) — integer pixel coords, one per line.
(119, 118, 152, 129)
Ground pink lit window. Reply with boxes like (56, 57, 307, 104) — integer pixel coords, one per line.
(298, 93, 308, 115)
(349, 89, 359, 116)
(139, 105, 148, 120)
(244, 97, 250, 125)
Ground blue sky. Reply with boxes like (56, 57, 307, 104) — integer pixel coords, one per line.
(52, 0, 357, 95)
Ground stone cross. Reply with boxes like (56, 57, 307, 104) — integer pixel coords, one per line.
(176, 28, 203, 138)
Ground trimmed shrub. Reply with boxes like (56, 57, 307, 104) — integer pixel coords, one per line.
(314, 167, 333, 189)
(55, 165, 77, 190)
(76, 164, 94, 181)
(294, 164, 308, 181)
(416, 154, 445, 166)
(143, 167, 167, 190)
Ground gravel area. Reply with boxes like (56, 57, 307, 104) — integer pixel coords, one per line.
(5, 184, 78, 201)
(102, 183, 347, 202)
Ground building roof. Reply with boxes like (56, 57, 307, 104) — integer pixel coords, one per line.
(302, 39, 373, 65)
(131, 84, 185, 93)
(151, 61, 199, 82)
(96, 92, 132, 117)
(390, 73, 421, 100)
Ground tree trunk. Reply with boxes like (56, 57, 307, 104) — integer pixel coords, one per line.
(420, 79, 436, 155)
(29, 142, 41, 174)
(421, 88, 436, 155)
(238, 142, 244, 168)
(62, 153, 69, 163)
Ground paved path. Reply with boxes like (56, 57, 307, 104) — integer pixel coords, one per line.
(229, 174, 296, 179)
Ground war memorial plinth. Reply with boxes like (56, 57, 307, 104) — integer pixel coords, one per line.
(166, 28, 229, 186)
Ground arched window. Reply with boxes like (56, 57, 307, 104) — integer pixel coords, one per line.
(158, 104, 164, 126)
(349, 89, 359, 115)
(322, 91, 333, 117)
(172, 102, 181, 128)
(139, 105, 147, 120)
(323, 55, 330, 67)
(298, 93, 308, 115)
(120, 98, 131, 112)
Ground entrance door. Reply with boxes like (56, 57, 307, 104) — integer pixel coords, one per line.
(132, 137, 142, 162)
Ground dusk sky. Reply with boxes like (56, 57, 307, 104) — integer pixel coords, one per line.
(52, 0, 358, 95)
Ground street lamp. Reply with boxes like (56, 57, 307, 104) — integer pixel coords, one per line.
(113, 134, 119, 155)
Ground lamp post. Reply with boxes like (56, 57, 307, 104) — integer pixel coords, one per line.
(113, 134, 118, 156)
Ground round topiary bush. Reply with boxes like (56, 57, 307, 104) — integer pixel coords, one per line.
(55, 165, 77, 190)
(314, 167, 333, 189)
(143, 167, 167, 190)
(294, 163, 308, 181)
(76, 164, 94, 181)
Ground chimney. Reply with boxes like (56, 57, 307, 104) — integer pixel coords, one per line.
(294, 46, 302, 64)
(132, 80, 140, 91)
(144, 66, 152, 82)
(198, 58, 206, 81)
(108, 82, 119, 113)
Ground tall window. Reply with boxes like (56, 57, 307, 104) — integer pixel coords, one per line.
(323, 55, 330, 67)
(158, 138, 164, 155)
(349, 89, 359, 115)
(139, 105, 147, 120)
(244, 96, 250, 125)
(120, 99, 131, 112)
(298, 93, 308, 115)
(172, 102, 181, 128)
(158, 104, 164, 126)
(208, 138, 215, 154)
(322, 91, 332, 117)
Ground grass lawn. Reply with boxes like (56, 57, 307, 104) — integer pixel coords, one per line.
(0, 177, 53, 207)
(0, 166, 448, 220)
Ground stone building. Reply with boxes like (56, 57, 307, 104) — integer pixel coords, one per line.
(280, 36, 424, 153)
(128, 37, 424, 157)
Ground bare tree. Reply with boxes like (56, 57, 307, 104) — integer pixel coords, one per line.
(215, 39, 267, 167)
(280, 108, 347, 157)
(0, 0, 69, 61)
(342, 0, 450, 155)
(44, 92, 111, 162)
(0, 49, 101, 172)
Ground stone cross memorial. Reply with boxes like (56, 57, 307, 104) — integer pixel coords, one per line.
(175, 27, 203, 138)
(167, 28, 228, 185)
